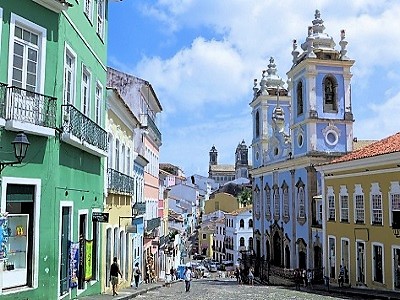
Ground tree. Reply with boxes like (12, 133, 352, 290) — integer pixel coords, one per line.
(237, 188, 252, 206)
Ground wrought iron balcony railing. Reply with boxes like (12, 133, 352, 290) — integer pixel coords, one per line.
(147, 114, 162, 143)
(62, 104, 107, 152)
(1, 85, 56, 128)
(146, 217, 161, 232)
(0, 82, 7, 119)
(107, 168, 134, 195)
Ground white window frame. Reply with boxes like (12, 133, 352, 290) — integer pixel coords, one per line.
(328, 235, 336, 279)
(370, 183, 383, 225)
(355, 240, 366, 284)
(391, 245, 400, 290)
(283, 187, 289, 219)
(96, 0, 105, 39)
(389, 181, 400, 226)
(0, 177, 41, 292)
(63, 44, 77, 105)
(121, 144, 126, 174)
(77, 209, 89, 294)
(84, 0, 93, 23)
(115, 138, 120, 171)
(341, 237, 350, 280)
(58, 201, 74, 296)
(81, 65, 91, 117)
(95, 81, 102, 125)
(273, 186, 280, 220)
(327, 186, 335, 221)
(8, 13, 47, 94)
(0, 8, 3, 56)
(107, 133, 113, 169)
(339, 185, 349, 222)
(353, 184, 364, 224)
(90, 207, 101, 284)
(126, 147, 131, 177)
(371, 242, 385, 284)
(265, 185, 271, 220)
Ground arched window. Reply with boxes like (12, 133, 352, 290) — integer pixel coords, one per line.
(249, 237, 253, 250)
(240, 237, 245, 247)
(240, 219, 244, 228)
(255, 110, 260, 137)
(248, 219, 253, 228)
(323, 76, 337, 112)
(297, 81, 303, 115)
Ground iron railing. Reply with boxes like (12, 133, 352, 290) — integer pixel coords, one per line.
(147, 114, 161, 142)
(62, 104, 107, 152)
(0, 82, 7, 119)
(4, 85, 56, 128)
(146, 217, 161, 232)
(107, 168, 134, 195)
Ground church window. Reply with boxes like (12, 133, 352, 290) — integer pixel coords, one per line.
(265, 183, 271, 221)
(273, 185, 280, 221)
(323, 76, 338, 112)
(297, 134, 304, 148)
(255, 110, 260, 137)
(240, 219, 244, 228)
(282, 181, 289, 223)
(240, 237, 245, 247)
(298, 186, 305, 219)
(297, 81, 303, 115)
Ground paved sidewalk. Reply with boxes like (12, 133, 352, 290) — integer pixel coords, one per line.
(76, 281, 169, 300)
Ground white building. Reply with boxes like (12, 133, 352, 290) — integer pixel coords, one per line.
(225, 207, 253, 264)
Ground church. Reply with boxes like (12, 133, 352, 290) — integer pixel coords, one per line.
(250, 10, 354, 272)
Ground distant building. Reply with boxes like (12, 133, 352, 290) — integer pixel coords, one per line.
(208, 141, 251, 186)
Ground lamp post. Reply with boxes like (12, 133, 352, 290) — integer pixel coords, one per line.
(0, 132, 30, 174)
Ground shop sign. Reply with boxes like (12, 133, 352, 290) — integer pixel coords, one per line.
(92, 212, 109, 223)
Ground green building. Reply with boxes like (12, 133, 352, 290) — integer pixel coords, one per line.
(0, 0, 108, 298)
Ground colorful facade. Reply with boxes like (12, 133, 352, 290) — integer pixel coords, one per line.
(251, 10, 354, 271)
(317, 133, 400, 292)
(0, 0, 108, 298)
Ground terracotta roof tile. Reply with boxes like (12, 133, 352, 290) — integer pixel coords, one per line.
(228, 206, 252, 216)
(331, 132, 400, 164)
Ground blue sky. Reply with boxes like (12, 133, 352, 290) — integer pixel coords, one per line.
(108, 0, 400, 177)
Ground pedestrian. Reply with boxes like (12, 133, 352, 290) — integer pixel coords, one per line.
(234, 267, 241, 284)
(338, 265, 345, 287)
(294, 269, 301, 290)
(307, 269, 313, 289)
(302, 269, 307, 287)
(248, 267, 254, 286)
(184, 266, 192, 292)
(109, 257, 123, 296)
(133, 262, 141, 289)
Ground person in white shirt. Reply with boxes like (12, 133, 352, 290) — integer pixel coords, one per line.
(184, 267, 192, 292)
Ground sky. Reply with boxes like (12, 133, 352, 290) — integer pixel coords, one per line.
(107, 0, 400, 177)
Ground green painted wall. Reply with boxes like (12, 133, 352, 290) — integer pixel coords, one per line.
(0, 0, 108, 298)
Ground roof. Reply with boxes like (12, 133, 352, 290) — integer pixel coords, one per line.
(352, 139, 377, 151)
(331, 132, 400, 164)
(210, 164, 235, 172)
(227, 206, 252, 216)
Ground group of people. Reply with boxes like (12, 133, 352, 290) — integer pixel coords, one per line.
(234, 266, 254, 286)
(293, 268, 313, 290)
(109, 257, 141, 296)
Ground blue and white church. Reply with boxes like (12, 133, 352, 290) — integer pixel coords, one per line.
(250, 10, 354, 271)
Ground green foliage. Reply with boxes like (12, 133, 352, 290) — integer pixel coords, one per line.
(237, 188, 252, 206)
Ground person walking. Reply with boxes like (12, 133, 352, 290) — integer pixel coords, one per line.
(248, 267, 254, 286)
(109, 257, 123, 296)
(307, 269, 313, 289)
(184, 266, 192, 292)
(133, 262, 141, 289)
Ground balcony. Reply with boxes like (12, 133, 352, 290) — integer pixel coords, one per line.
(107, 168, 134, 195)
(0, 85, 57, 136)
(61, 104, 107, 157)
(147, 114, 162, 145)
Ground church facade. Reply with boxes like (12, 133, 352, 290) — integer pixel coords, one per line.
(250, 10, 354, 271)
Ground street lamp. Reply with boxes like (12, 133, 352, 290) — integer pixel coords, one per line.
(0, 132, 30, 173)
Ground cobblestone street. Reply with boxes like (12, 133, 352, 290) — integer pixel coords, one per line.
(135, 279, 347, 300)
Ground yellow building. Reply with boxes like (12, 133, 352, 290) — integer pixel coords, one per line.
(198, 220, 216, 258)
(204, 192, 241, 214)
(317, 132, 400, 292)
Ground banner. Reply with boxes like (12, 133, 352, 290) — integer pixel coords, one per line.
(0, 214, 9, 260)
(85, 240, 93, 281)
(69, 242, 79, 288)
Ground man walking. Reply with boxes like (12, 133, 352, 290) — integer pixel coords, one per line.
(184, 266, 192, 292)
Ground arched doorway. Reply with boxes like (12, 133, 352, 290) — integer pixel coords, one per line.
(285, 245, 290, 269)
(299, 251, 306, 269)
(273, 232, 282, 266)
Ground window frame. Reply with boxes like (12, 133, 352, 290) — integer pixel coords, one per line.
(63, 44, 77, 105)
(322, 75, 338, 112)
(81, 65, 91, 117)
(84, 0, 93, 23)
(8, 13, 47, 94)
(96, 0, 105, 39)
(370, 183, 383, 225)
(389, 182, 400, 228)
(327, 186, 335, 221)
(354, 184, 365, 224)
(95, 80, 102, 125)
(339, 185, 349, 222)
(372, 242, 384, 284)
(296, 80, 303, 115)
